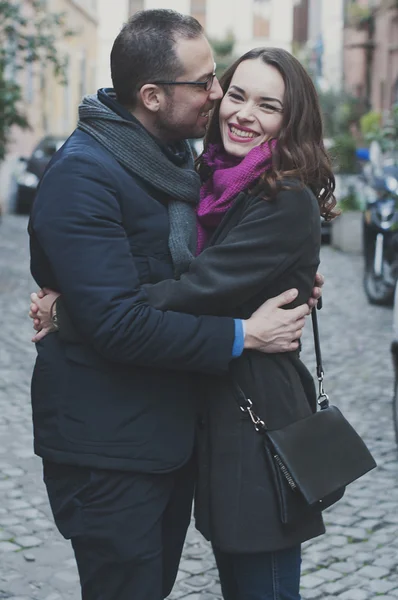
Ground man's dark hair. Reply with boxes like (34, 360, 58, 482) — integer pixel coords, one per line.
(111, 9, 204, 108)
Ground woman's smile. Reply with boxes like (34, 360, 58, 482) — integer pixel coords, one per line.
(228, 123, 260, 142)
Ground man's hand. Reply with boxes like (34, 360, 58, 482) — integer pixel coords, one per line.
(308, 272, 324, 309)
(29, 288, 60, 343)
(243, 289, 310, 353)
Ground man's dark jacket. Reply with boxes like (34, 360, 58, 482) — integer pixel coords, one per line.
(29, 125, 235, 473)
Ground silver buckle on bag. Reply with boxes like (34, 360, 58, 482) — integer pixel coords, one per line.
(317, 371, 329, 409)
(240, 398, 266, 432)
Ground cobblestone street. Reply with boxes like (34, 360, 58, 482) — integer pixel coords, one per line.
(0, 214, 397, 599)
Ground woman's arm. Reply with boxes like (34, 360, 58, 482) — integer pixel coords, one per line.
(29, 187, 320, 339)
(145, 187, 320, 315)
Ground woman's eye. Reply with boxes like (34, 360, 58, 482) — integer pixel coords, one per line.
(261, 104, 282, 114)
(229, 93, 244, 101)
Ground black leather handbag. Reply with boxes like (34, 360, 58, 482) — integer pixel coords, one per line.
(236, 307, 377, 525)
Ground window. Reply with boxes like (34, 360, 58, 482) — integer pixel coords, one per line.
(253, 0, 271, 39)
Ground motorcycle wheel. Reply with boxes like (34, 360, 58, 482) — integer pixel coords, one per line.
(364, 267, 395, 306)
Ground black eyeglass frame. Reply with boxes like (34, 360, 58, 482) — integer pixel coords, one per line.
(151, 64, 217, 92)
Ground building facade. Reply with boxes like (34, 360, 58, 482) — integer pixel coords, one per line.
(343, 0, 398, 113)
(97, 0, 129, 88)
(1, 0, 99, 210)
(8, 0, 98, 157)
(293, 0, 345, 92)
(43, 0, 98, 138)
(371, 0, 398, 111)
(128, 0, 297, 55)
(293, 0, 398, 114)
(321, 0, 345, 92)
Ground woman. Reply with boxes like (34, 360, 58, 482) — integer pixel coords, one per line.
(30, 47, 336, 599)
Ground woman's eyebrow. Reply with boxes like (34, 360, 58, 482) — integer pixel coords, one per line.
(230, 85, 283, 107)
(230, 85, 245, 94)
(259, 96, 283, 107)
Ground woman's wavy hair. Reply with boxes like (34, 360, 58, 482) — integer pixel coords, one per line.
(197, 47, 337, 220)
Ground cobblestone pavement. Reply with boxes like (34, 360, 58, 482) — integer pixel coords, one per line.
(0, 214, 397, 599)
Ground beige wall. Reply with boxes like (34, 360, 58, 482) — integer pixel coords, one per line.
(97, 0, 129, 88)
(40, 0, 98, 139)
(0, 0, 98, 210)
(6, 0, 98, 159)
(201, 0, 295, 55)
(128, 0, 295, 55)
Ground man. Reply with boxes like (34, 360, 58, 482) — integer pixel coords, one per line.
(29, 9, 320, 600)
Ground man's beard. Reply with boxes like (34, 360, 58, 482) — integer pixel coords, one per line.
(154, 98, 203, 143)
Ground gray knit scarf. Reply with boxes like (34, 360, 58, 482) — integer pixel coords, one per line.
(78, 94, 201, 277)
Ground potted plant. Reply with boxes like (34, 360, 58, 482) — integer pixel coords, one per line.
(331, 184, 363, 253)
(329, 135, 364, 253)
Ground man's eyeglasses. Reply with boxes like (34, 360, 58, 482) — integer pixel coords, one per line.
(151, 64, 217, 92)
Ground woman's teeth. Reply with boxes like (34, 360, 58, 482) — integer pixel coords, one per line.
(230, 126, 257, 139)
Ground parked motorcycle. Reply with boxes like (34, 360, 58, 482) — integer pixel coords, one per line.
(362, 164, 398, 305)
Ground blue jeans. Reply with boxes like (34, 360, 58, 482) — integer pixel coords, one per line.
(213, 545, 301, 600)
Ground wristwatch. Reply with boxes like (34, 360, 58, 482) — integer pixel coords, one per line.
(51, 299, 60, 331)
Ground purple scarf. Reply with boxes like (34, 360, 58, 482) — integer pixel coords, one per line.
(196, 140, 276, 254)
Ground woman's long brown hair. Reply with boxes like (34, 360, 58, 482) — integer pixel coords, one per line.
(197, 47, 337, 220)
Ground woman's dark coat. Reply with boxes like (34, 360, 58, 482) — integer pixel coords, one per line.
(146, 186, 326, 553)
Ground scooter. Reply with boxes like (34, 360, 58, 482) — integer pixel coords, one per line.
(362, 165, 398, 305)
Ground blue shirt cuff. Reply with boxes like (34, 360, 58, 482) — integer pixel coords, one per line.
(232, 319, 244, 358)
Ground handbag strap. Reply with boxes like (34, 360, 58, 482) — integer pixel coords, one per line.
(236, 300, 329, 432)
(311, 306, 323, 379)
(311, 303, 329, 409)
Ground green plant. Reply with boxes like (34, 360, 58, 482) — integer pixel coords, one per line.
(346, 2, 372, 27)
(338, 182, 363, 211)
(209, 32, 236, 79)
(0, 0, 74, 162)
(210, 33, 235, 57)
(329, 134, 358, 174)
(338, 188, 362, 211)
(360, 110, 382, 140)
(318, 89, 366, 139)
(365, 103, 398, 156)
